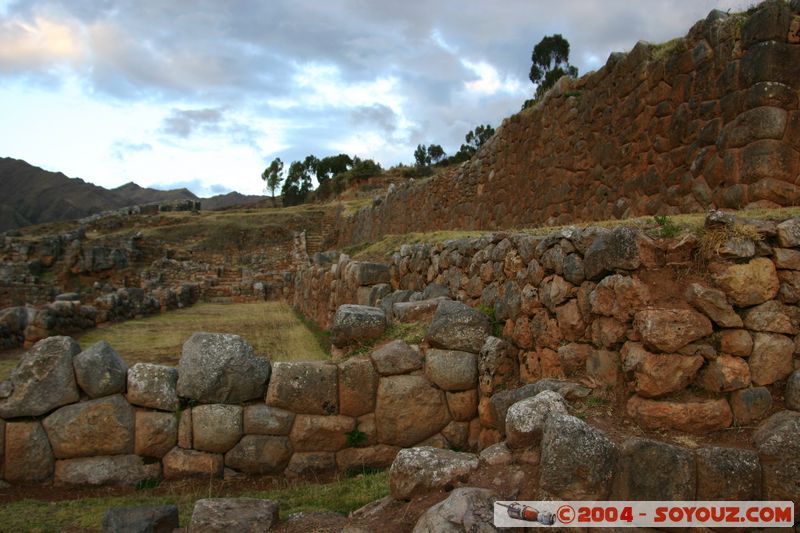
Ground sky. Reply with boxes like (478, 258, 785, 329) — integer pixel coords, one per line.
(0, 0, 749, 197)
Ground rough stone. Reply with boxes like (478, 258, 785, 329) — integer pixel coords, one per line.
(351, 262, 391, 285)
(621, 342, 703, 398)
(425, 349, 478, 391)
(43, 394, 134, 459)
(266, 361, 338, 415)
(777, 217, 800, 247)
(539, 413, 617, 499)
(539, 275, 572, 312)
(613, 438, 695, 500)
(698, 354, 751, 392)
(590, 317, 627, 348)
(586, 349, 620, 386)
(178, 408, 192, 449)
(634, 308, 713, 353)
(752, 411, 800, 507)
(557, 343, 591, 375)
(774, 247, 800, 270)
(786, 370, 800, 410)
(718, 329, 753, 357)
(224, 435, 292, 474)
(102, 505, 179, 533)
(685, 283, 742, 327)
(0, 336, 80, 418)
(589, 274, 651, 322)
(54, 455, 157, 486)
(626, 395, 733, 433)
(730, 387, 773, 426)
(126, 363, 179, 412)
(426, 300, 491, 353)
(749, 332, 794, 385)
(289, 414, 355, 452)
(375, 374, 450, 447)
(488, 380, 590, 432)
(389, 447, 479, 500)
(243, 405, 294, 436)
(3, 421, 53, 482)
(695, 447, 761, 500)
(338, 357, 378, 417)
(505, 391, 568, 449)
(478, 336, 518, 396)
(330, 304, 387, 347)
(135, 410, 178, 458)
(446, 389, 478, 422)
(191, 404, 243, 454)
(479, 442, 512, 466)
(73, 341, 128, 399)
(392, 298, 445, 325)
(371, 340, 422, 375)
(743, 300, 798, 334)
(412, 487, 499, 533)
(336, 445, 400, 474)
(285, 452, 337, 479)
(162, 447, 223, 479)
(177, 332, 270, 404)
(583, 226, 641, 280)
(188, 498, 279, 533)
(710, 257, 780, 307)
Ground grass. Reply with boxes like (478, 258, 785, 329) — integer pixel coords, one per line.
(73, 301, 328, 368)
(347, 322, 428, 357)
(0, 471, 389, 532)
(697, 223, 762, 260)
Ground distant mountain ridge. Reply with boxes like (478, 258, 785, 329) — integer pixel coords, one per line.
(0, 157, 265, 232)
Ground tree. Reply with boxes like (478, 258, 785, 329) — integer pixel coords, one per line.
(281, 158, 314, 206)
(315, 154, 353, 184)
(528, 34, 578, 102)
(261, 157, 283, 206)
(449, 124, 496, 164)
(414, 144, 430, 168)
(427, 144, 446, 165)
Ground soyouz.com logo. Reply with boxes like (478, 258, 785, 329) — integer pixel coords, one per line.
(493, 501, 795, 528)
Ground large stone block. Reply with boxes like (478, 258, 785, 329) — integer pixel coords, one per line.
(613, 438, 695, 500)
(698, 355, 751, 392)
(54, 455, 158, 486)
(375, 375, 450, 447)
(162, 447, 223, 480)
(446, 389, 478, 422)
(413, 487, 499, 533)
(0, 336, 80, 419)
(224, 435, 292, 474)
(177, 333, 270, 404)
(685, 283, 742, 327)
(389, 446, 478, 500)
(126, 363, 179, 412)
(188, 498, 279, 533)
(371, 339, 422, 375)
(478, 336, 519, 396)
(102, 506, 179, 533)
(626, 395, 732, 433)
(710, 257, 779, 307)
(425, 349, 478, 391)
(243, 405, 294, 436)
(336, 445, 399, 474)
(696, 446, 761, 500)
(266, 361, 338, 415)
(191, 404, 242, 454)
(43, 394, 134, 459)
(620, 342, 703, 398)
(505, 391, 568, 449)
(330, 305, 387, 347)
(3, 420, 53, 482)
(743, 300, 799, 334)
(289, 414, 354, 452)
(338, 357, 377, 417)
(749, 332, 794, 385)
(634, 308, 713, 353)
(350, 262, 391, 285)
(73, 340, 128, 399)
(730, 386, 773, 426)
(135, 410, 178, 459)
(753, 411, 800, 507)
(425, 300, 491, 354)
(583, 227, 641, 280)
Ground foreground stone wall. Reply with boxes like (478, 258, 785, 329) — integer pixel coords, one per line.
(340, 1, 800, 245)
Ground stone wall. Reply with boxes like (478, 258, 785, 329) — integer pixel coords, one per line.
(339, 1, 800, 246)
(293, 212, 800, 442)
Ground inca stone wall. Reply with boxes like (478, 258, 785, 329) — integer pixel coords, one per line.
(340, 1, 800, 246)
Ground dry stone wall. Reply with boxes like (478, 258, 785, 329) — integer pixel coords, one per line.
(340, 1, 800, 245)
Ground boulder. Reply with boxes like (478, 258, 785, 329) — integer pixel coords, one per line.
(336, 445, 400, 474)
(426, 300, 491, 353)
(191, 404, 242, 454)
(539, 275, 572, 312)
(224, 435, 292, 474)
(777, 217, 800, 247)
(730, 386, 773, 425)
(613, 438, 695, 500)
(488, 380, 590, 432)
(393, 298, 446, 325)
(626, 395, 733, 433)
(718, 329, 753, 357)
(446, 389, 478, 422)
(188, 498, 279, 533)
(685, 283, 743, 327)
(73, 341, 128, 398)
(478, 336, 518, 396)
(351, 262, 391, 285)
(695, 447, 761, 500)
(135, 410, 178, 458)
(43, 394, 134, 459)
(54, 455, 157, 486)
(743, 300, 798, 334)
(177, 333, 270, 404)
(774, 247, 800, 269)
(289, 414, 354, 452)
(3, 421, 53, 482)
(583, 226, 641, 280)
(589, 274, 651, 322)
(753, 411, 800, 507)
(412, 487, 499, 533)
(102, 506, 179, 533)
(505, 391, 568, 449)
(371, 340, 422, 375)
(0, 336, 80, 418)
(389, 447, 479, 500)
(330, 305, 387, 347)
(621, 342, 703, 398)
(338, 357, 378, 417)
(266, 361, 338, 415)
(634, 308, 713, 353)
(749, 332, 794, 385)
(786, 370, 800, 410)
(243, 405, 294, 435)
(126, 363, 179, 412)
(479, 442, 513, 466)
(698, 355, 751, 392)
(162, 447, 223, 479)
(710, 257, 779, 307)
(586, 349, 620, 386)
(375, 374, 450, 447)
(539, 413, 617, 499)
(425, 349, 478, 391)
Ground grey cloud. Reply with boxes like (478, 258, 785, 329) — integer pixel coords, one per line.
(161, 108, 224, 138)
(111, 140, 152, 160)
(350, 104, 398, 136)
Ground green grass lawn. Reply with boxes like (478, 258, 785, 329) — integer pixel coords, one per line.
(0, 301, 328, 380)
(0, 471, 389, 532)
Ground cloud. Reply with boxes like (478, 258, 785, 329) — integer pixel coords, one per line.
(160, 107, 224, 138)
(110, 139, 152, 160)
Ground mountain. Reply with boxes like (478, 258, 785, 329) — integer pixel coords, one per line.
(111, 182, 198, 205)
(201, 191, 267, 210)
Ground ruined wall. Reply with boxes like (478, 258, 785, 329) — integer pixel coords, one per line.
(340, 1, 800, 245)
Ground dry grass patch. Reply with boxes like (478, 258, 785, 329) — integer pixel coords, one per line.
(697, 223, 762, 260)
